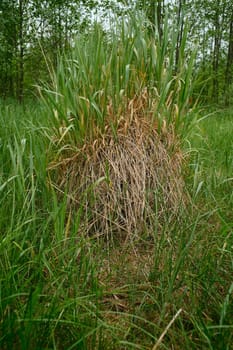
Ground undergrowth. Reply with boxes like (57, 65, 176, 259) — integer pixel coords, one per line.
(0, 14, 232, 350)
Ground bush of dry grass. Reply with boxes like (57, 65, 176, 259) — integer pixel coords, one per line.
(49, 90, 186, 240)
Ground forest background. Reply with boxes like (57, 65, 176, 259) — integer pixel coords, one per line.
(0, 0, 233, 106)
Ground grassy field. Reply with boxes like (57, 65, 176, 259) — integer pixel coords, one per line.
(0, 19, 233, 350)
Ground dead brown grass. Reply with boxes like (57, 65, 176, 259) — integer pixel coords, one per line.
(49, 90, 187, 240)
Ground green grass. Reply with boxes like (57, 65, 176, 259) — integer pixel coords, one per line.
(39, 14, 196, 150)
(189, 109, 233, 216)
(0, 16, 233, 350)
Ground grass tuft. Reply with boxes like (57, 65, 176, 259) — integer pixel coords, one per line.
(49, 90, 186, 240)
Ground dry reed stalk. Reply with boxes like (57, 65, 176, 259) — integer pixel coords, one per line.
(49, 90, 187, 240)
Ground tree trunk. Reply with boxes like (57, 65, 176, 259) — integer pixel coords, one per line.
(18, 0, 24, 103)
(175, 0, 185, 69)
(224, 10, 233, 105)
(157, 0, 163, 40)
(212, 0, 223, 103)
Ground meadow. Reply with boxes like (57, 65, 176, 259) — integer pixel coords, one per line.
(0, 18, 232, 350)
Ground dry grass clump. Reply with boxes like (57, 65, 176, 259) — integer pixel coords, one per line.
(49, 90, 186, 240)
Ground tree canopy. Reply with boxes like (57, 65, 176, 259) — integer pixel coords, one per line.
(0, 0, 232, 105)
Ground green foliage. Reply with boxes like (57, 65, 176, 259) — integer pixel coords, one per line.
(40, 14, 196, 150)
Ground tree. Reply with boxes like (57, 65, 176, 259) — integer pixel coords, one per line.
(18, 0, 27, 102)
(0, 0, 97, 100)
(175, 0, 186, 69)
(0, 0, 17, 98)
(0, 0, 32, 101)
(224, 5, 233, 105)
